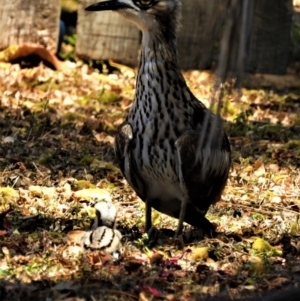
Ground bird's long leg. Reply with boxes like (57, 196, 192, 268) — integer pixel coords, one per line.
(175, 146, 189, 237)
(175, 195, 188, 237)
(145, 199, 152, 232)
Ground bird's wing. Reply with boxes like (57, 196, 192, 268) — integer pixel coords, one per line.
(114, 121, 133, 175)
(114, 121, 147, 199)
(175, 129, 231, 213)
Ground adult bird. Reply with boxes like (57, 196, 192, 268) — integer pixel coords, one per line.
(85, 0, 231, 237)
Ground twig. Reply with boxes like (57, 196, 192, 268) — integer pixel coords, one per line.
(32, 161, 44, 177)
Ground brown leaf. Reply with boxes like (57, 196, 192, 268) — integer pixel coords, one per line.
(149, 252, 163, 265)
(94, 132, 114, 145)
(86, 251, 113, 267)
(253, 159, 265, 177)
(124, 260, 143, 273)
(65, 230, 86, 246)
(269, 277, 291, 288)
(0, 44, 63, 70)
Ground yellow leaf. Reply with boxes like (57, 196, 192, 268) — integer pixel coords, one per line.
(0, 187, 18, 200)
(72, 180, 95, 190)
(252, 238, 281, 255)
(242, 165, 253, 172)
(73, 188, 111, 203)
(191, 247, 209, 261)
(290, 217, 299, 236)
(252, 238, 273, 252)
(90, 159, 119, 172)
(0, 187, 18, 213)
(273, 175, 288, 182)
(29, 186, 56, 200)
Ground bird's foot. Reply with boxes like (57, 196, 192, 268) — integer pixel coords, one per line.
(147, 226, 159, 248)
(208, 222, 218, 238)
(174, 225, 183, 238)
(173, 234, 185, 249)
(146, 227, 176, 247)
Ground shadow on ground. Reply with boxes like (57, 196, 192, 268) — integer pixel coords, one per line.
(0, 62, 300, 300)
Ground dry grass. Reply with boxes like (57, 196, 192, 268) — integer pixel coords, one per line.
(0, 58, 299, 300)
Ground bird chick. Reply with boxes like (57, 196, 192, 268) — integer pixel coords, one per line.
(91, 201, 118, 229)
(81, 226, 122, 253)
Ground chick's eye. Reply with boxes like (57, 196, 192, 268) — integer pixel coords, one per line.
(140, 0, 152, 6)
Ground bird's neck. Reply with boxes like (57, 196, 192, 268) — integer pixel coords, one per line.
(136, 29, 188, 98)
(141, 28, 178, 62)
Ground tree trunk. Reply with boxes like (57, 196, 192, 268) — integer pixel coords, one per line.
(76, 0, 140, 67)
(0, 0, 60, 53)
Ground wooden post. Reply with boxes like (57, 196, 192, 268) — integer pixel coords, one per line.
(247, 0, 293, 74)
(76, 0, 140, 67)
(0, 0, 60, 53)
(75, 0, 292, 75)
(178, 0, 215, 70)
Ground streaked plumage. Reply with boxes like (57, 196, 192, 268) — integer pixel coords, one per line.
(66, 201, 122, 254)
(83, 201, 121, 253)
(81, 226, 122, 253)
(91, 201, 118, 229)
(86, 0, 231, 236)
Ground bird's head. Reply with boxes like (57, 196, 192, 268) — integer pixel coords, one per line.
(85, 0, 181, 33)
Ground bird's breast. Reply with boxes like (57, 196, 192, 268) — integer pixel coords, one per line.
(130, 119, 184, 203)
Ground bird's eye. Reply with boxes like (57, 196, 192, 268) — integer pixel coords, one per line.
(139, 0, 153, 6)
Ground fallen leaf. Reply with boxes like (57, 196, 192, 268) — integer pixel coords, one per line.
(65, 230, 86, 246)
(62, 245, 83, 259)
(73, 188, 112, 203)
(2, 136, 14, 144)
(29, 186, 56, 201)
(191, 247, 209, 261)
(253, 159, 265, 177)
(0, 44, 63, 70)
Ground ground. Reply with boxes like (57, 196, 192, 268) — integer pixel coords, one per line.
(0, 58, 300, 301)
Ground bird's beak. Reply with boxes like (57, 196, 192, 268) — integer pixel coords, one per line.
(85, 0, 128, 11)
